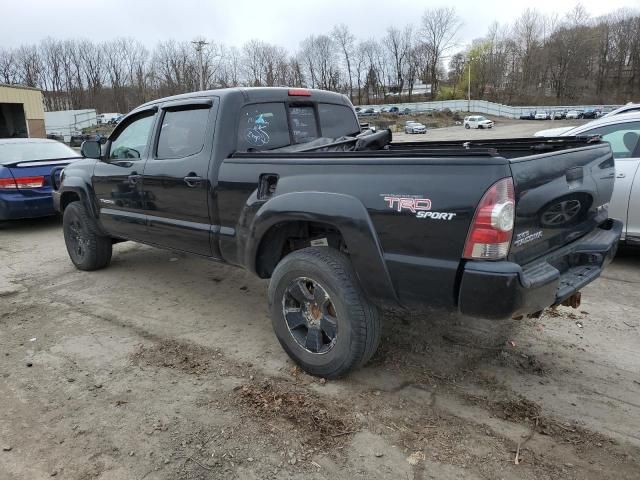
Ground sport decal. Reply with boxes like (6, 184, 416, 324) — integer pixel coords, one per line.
(381, 194, 456, 221)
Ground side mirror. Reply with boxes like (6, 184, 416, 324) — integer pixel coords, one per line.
(80, 140, 102, 159)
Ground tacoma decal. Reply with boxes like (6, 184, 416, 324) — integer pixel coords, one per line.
(513, 230, 543, 247)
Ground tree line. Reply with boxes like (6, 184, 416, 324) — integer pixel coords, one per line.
(0, 5, 638, 114)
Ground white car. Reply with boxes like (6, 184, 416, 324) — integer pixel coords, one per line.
(534, 126, 573, 137)
(602, 103, 640, 118)
(535, 111, 549, 120)
(565, 110, 582, 119)
(464, 116, 494, 129)
(404, 121, 426, 134)
(536, 112, 640, 243)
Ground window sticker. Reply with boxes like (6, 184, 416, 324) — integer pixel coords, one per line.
(246, 113, 271, 147)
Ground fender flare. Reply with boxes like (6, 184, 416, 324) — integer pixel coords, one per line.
(246, 191, 399, 308)
(56, 176, 108, 236)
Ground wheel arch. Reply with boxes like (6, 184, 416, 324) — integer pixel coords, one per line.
(246, 192, 399, 308)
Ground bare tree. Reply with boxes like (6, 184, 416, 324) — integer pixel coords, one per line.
(331, 24, 355, 98)
(420, 7, 462, 99)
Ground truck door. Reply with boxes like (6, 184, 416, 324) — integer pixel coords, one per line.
(93, 108, 157, 240)
(140, 99, 216, 256)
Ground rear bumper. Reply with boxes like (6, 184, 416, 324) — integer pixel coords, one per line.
(0, 191, 56, 220)
(458, 219, 622, 319)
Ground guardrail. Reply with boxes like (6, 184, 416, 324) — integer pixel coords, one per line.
(358, 100, 623, 119)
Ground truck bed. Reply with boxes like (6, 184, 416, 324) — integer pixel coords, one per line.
(231, 134, 603, 161)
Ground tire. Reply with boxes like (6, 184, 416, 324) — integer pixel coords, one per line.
(63, 202, 112, 271)
(465, 124, 470, 129)
(268, 247, 381, 378)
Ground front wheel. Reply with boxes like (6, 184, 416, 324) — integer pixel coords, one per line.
(268, 247, 381, 378)
(63, 202, 112, 271)
(465, 124, 470, 129)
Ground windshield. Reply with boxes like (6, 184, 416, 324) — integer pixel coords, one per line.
(0, 142, 79, 163)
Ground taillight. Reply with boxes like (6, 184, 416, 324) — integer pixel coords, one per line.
(463, 177, 515, 260)
(0, 178, 17, 189)
(0, 176, 45, 189)
(288, 88, 311, 96)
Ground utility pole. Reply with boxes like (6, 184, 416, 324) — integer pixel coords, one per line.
(467, 58, 472, 113)
(191, 40, 208, 91)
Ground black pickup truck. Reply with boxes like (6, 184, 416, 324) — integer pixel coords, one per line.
(53, 87, 621, 378)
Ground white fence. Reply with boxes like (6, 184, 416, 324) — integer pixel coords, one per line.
(360, 100, 623, 119)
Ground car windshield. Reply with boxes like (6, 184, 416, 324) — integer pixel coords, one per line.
(0, 141, 79, 162)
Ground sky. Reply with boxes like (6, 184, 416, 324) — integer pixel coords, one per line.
(2, 0, 639, 52)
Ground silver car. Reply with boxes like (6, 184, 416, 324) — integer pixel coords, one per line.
(404, 121, 427, 134)
(536, 112, 640, 244)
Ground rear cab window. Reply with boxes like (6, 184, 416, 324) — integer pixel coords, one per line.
(236, 101, 359, 152)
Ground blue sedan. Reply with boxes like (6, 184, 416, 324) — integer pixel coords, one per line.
(0, 139, 82, 220)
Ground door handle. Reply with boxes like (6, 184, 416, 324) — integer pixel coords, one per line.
(616, 173, 626, 178)
(128, 174, 142, 185)
(184, 175, 203, 187)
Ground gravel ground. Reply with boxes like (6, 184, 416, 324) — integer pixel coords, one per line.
(393, 118, 588, 142)
(1, 120, 640, 479)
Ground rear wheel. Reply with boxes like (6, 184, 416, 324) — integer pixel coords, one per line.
(63, 202, 112, 271)
(268, 247, 381, 378)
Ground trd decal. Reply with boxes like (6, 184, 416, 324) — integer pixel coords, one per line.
(381, 194, 456, 221)
(383, 195, 432, 213)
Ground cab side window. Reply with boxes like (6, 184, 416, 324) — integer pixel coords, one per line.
(156, 107, 210, 159)
(585, 121, 640, 158)
(109, 112, 155, 160)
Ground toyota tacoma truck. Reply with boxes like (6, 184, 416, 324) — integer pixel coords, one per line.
(53, 87, 622, 378)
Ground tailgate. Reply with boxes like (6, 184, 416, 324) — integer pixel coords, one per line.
(508, 142, 615, 265)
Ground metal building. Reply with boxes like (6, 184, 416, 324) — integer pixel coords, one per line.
(0, 84, 46, 138)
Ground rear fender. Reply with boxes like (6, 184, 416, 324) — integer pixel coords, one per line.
(246, 192, 399, 308)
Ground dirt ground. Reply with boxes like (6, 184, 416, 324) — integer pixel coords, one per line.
(393, 118, 588, 142)
(2, 121, 640, 480)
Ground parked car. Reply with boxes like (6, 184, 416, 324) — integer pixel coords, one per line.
(582, 109, 600, 119)
(46, 133, 65, 142)
(535, 111, 550, 120)
(565, 110, 583, 119)
(69, 133, 104, 148)
(519, 111, 536, 120)
(533, 126, 574, 137)
(54, 87, 620, 378)
(0, 139, 82, 220)
(388, 106, 400, 114)
(109, 115, 125, 125)
(404, 121, 427, 134)
(551, 110, 566, 120)
(358, 107, 378, 117)
(535, 111, 640, 244)
(602, 103, 640, 118)
(464, 116, 494, 129)
(399, 107, 412, 115)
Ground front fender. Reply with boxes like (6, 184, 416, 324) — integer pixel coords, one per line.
(55, 170, 108, 236)
(246, 191, 399, 308)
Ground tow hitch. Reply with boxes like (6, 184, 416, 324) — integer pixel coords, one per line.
(560, 292, 582, 309)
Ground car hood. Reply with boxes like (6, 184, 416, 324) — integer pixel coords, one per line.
(533, 126, 573, 137)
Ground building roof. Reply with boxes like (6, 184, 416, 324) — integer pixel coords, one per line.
(0, 83, 42, 92)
